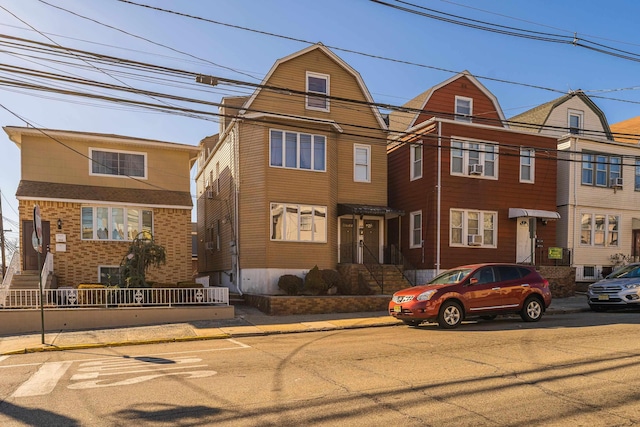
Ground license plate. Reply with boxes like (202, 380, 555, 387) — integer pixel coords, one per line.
(393, 305, 402, 313)
(598, 294, 610, 301)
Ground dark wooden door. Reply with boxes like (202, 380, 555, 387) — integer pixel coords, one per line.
(22, 220, 50, 270)
(363, 219, 380, 263)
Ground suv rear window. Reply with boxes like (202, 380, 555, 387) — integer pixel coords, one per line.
(496, 266, 523, 281)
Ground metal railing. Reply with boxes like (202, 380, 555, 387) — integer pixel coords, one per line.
(362, 242, 384, 293)
(0, 287, 229, 309)
(385, 245, 417, 287)
(1, 251, 20, 288)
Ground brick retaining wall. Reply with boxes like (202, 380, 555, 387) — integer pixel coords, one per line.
(244, 294, 390, 316)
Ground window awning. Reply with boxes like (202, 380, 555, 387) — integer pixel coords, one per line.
(338, 203, 404, 219)
(509, 208, 560, 220)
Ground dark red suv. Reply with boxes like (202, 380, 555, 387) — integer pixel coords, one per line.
(389, 263, 552, 328)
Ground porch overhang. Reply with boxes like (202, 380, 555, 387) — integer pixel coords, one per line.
(338, 203, 404, 219)
(509, 208, 560, 220)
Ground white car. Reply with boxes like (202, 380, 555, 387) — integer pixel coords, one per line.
(587, 263, 640, 311)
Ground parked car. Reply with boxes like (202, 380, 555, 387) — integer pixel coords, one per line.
(587, 263, 640, 311)
(389, 263, 552, 329)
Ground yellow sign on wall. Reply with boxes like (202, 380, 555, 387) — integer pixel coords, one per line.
(548, 247, 563, 259)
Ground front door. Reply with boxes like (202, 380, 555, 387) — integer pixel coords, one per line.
(516, 217, 532, 264)
(340, 218, 357, 263)
(22, 220, 50, 271)
(363, 219, 380, 263)
(634, 230, 640, 262)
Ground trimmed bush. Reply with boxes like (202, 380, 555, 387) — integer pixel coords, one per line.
(278, 274, 303, 296)
(304, 265, 328, 296)
(321, 269, 345, 295)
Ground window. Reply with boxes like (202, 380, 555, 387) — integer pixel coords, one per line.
(90, 149, 146, 178)
(354, 144, 371, 182)
(455, 96, 472, 122)
(270, 130, 326, 172)
(450, 139, 498, 178)
(270, 203, 327, 242)
(410, 211, 422, 248)
(520, 148, 535, 183)
(568, 110, 583, 135)
(581, 152, 622, 187)
(581, 213, 619, 247)
(306, 72, 329, 111)
(411, 144, 422, 180)
(82, 206, 152, 241)
(99, 266, 122, 286)
(450, 209, 497, 247)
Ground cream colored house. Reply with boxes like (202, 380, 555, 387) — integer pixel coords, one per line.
(195, 43, 401, 295)
(510, 90, 613, 140)
(4, 127, 199, 287)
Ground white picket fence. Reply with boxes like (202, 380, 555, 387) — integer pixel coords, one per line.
(0, 287, 229, 309)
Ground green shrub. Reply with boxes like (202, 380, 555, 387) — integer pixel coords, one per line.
(304, 265, 328, 296)
(321, 269, 345, 294)
(278, 274, 303, 296)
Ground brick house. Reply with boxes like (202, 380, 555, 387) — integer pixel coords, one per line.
(4, 127, 199, 287)
(195, 43, 402, 295)
(387, 71, 559, 283)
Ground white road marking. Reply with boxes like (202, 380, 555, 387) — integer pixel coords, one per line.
(68, 370, 217, 389)
(0, 356, 10, 363)
(11, 361, 73, 398)
(71, 364, 208, 380)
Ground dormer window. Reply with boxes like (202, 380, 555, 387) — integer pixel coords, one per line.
(568, 110, 583, 135)
(306, 72, 329, 111)
(455, 96, 472, 122)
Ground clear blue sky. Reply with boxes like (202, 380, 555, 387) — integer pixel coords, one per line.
(2, 0, 640, 249)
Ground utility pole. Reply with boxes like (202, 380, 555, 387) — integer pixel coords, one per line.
(0, 190, 6, 279)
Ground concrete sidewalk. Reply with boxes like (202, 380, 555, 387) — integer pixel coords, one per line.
(0, 294, 590, 355)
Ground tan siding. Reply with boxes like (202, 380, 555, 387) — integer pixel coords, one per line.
(20, 134, 193, 192)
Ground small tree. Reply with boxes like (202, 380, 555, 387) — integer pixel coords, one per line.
(119, 233, 166, 288)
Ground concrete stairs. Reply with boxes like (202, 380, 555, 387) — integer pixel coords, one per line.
(361, 265, 413, 295)
(3, 270, 55, 307)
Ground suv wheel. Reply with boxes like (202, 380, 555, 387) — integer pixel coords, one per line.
(520, 297, 543, 322)
(438, 301, 463, 329)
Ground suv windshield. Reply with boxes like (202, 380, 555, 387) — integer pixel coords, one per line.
(429, 269, 473, 284)
(607, 264, 640, 279)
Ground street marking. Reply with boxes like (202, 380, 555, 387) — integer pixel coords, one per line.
(0, 356, 9, 363)
(68, 370, 217, 389)
(11, 361, 72, 398)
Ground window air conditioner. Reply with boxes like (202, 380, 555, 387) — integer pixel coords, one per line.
(467, 234, 483, 246)
(205, 241, 215, 250)
(469, 164, 484, 175)
(611, 177, 623, 188)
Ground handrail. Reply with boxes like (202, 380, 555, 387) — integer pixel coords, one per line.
(1, 251, 20, 288)
(387, 245, 418, 287)
(362, 242, 384, 293)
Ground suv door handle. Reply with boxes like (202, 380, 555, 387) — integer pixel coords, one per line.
(521, 284, 530, 287)
(492, 287, 500, 290)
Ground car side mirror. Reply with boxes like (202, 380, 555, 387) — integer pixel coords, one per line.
(469, 277, 478, 285)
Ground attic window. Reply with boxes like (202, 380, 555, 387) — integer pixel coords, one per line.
(455, 96, 472, 123)
(90, 148, 146, 178)
(306, 72, 329, 112)
(568, 110, 583, 135)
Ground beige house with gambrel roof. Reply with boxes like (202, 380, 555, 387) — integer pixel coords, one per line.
(4, 127, 199, 287)
(509, 90, 613, 140)
(195, 43, 402, 295)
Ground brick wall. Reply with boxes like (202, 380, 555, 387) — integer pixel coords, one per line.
(20, 200, 192, 287)
(538, 266, 576, 298)
(244, 294, 391, 315)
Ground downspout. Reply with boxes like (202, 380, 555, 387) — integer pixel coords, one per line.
(571, 137, 579, 270)
(436, 121, 442, 275)
(233, 126, 242, 295)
